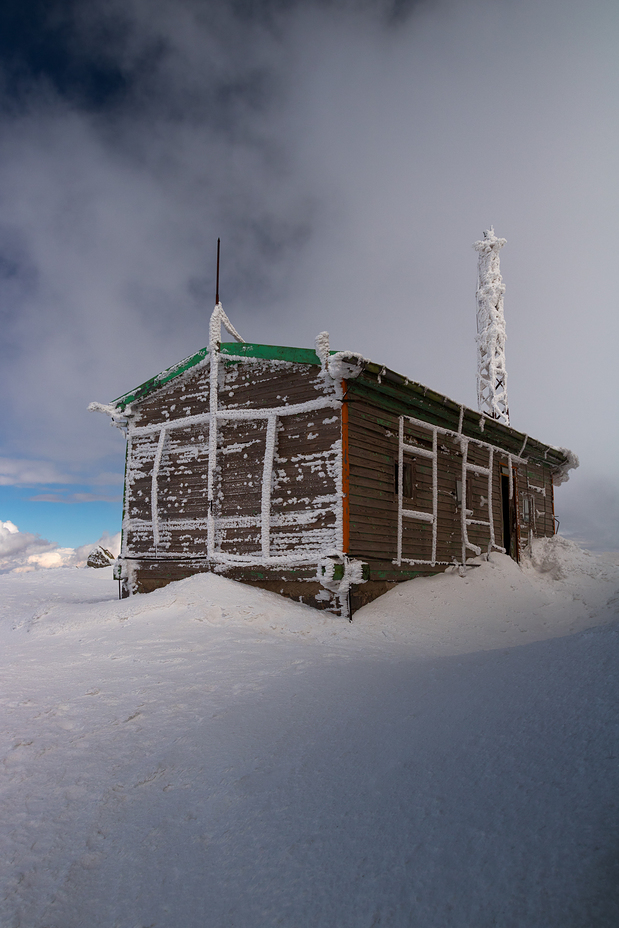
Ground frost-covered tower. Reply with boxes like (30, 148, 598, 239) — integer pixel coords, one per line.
(474, 227, 509, 425)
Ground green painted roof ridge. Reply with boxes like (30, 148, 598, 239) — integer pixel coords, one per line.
(113, 345, 210, 410)
(220, 342, 338, 365)
(112, 342, 339, 409)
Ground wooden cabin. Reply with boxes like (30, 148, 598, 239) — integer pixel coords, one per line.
(91, 309, 576, 617)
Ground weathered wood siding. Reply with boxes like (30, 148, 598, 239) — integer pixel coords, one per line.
(122, 358, 341, 563)
(516, 459, 556, 547)
(345, 372, 558, 588)
(346, 398, 486, 572)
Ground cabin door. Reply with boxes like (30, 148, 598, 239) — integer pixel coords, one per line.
(500, 465, 519, 562)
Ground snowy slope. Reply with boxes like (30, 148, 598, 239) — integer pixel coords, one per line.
(1, 538, 618, 927)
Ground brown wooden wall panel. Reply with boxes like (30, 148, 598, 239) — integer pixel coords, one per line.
(272, 410, 340, 518)
(133, 368, 209, 427)
(516, 460, 556, 544)
(270, 520, 338, 557)
(347, 399, 399, 562)
(217, 524, 262, 555)
(157, 423, 210, 521)
(125, 520, 155, 556)
(220, 361, 337, 411)
(217, 419, 266, 520)
(132, 357, 337, 429)
(124, 432, 158, 555)
(123, 358, 342, 562)
(345, 395, 531, 567)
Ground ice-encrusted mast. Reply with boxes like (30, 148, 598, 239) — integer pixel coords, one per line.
(474, 227, 509, 426)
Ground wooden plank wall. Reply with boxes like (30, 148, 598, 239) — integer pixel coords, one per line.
(515, 459, 556, 547)
(122, 358, 340, 562)
(345, 393, 556, 579)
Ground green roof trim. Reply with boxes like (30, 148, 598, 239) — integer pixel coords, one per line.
(220, 342, 333, 365)
(112, 342, 335, 410)
(113, 345, 210, 410)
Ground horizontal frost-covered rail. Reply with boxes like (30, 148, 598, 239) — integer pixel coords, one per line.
(401, 442, 435, 460)
(129, 396, 339, 437)
(121, 551, 339, 568)
(125, 505, 337, 536)
(401, 509, 434, 523)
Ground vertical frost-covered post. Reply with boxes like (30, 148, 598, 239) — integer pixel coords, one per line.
(474, 227, 509, 425)
(206, 239, 245, 557)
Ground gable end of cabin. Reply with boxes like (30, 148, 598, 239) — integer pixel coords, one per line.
(114, 344, 359, 614)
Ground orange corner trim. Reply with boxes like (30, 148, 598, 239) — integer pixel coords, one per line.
(341, 379, 350, 554)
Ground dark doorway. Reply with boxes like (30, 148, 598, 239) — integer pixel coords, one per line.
(500, 471, 519, 561)
(501, 475, 511, 551)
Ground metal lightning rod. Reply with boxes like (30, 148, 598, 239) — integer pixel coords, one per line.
(215, 237, 221, 305)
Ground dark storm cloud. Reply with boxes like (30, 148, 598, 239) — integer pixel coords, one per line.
(0, 0, 127, 110)
(0, 0, 339, 469)
(0, 0, 424, 114)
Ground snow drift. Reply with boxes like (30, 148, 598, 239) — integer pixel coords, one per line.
(0, 536, 617, 927)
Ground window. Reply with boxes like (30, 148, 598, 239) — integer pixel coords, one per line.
(395, 458, 414, 499)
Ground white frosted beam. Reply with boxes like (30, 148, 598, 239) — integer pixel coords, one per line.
(151, 427, 168, 549)
(473, 228, 510, 426)
(261, 415, 278, 557)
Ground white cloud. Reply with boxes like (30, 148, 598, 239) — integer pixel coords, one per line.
(90, 472, 125, 486)
(0, 520, 121, 573)
(0, 458, 75, 486)
(29, 491, 122, 503)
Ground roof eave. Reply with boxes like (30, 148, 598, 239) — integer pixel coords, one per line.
(359, 360, 572, 470)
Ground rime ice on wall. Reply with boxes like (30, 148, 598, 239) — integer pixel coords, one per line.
(474, 228, 510, 426)
(115, 334, 343, 570)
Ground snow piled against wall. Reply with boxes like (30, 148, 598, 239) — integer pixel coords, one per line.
(0, 520, 121, 573)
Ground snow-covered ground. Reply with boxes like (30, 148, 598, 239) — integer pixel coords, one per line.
(1, 537, 618, 927)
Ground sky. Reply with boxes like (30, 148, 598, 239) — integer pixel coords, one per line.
(0, 0, 617, 554)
